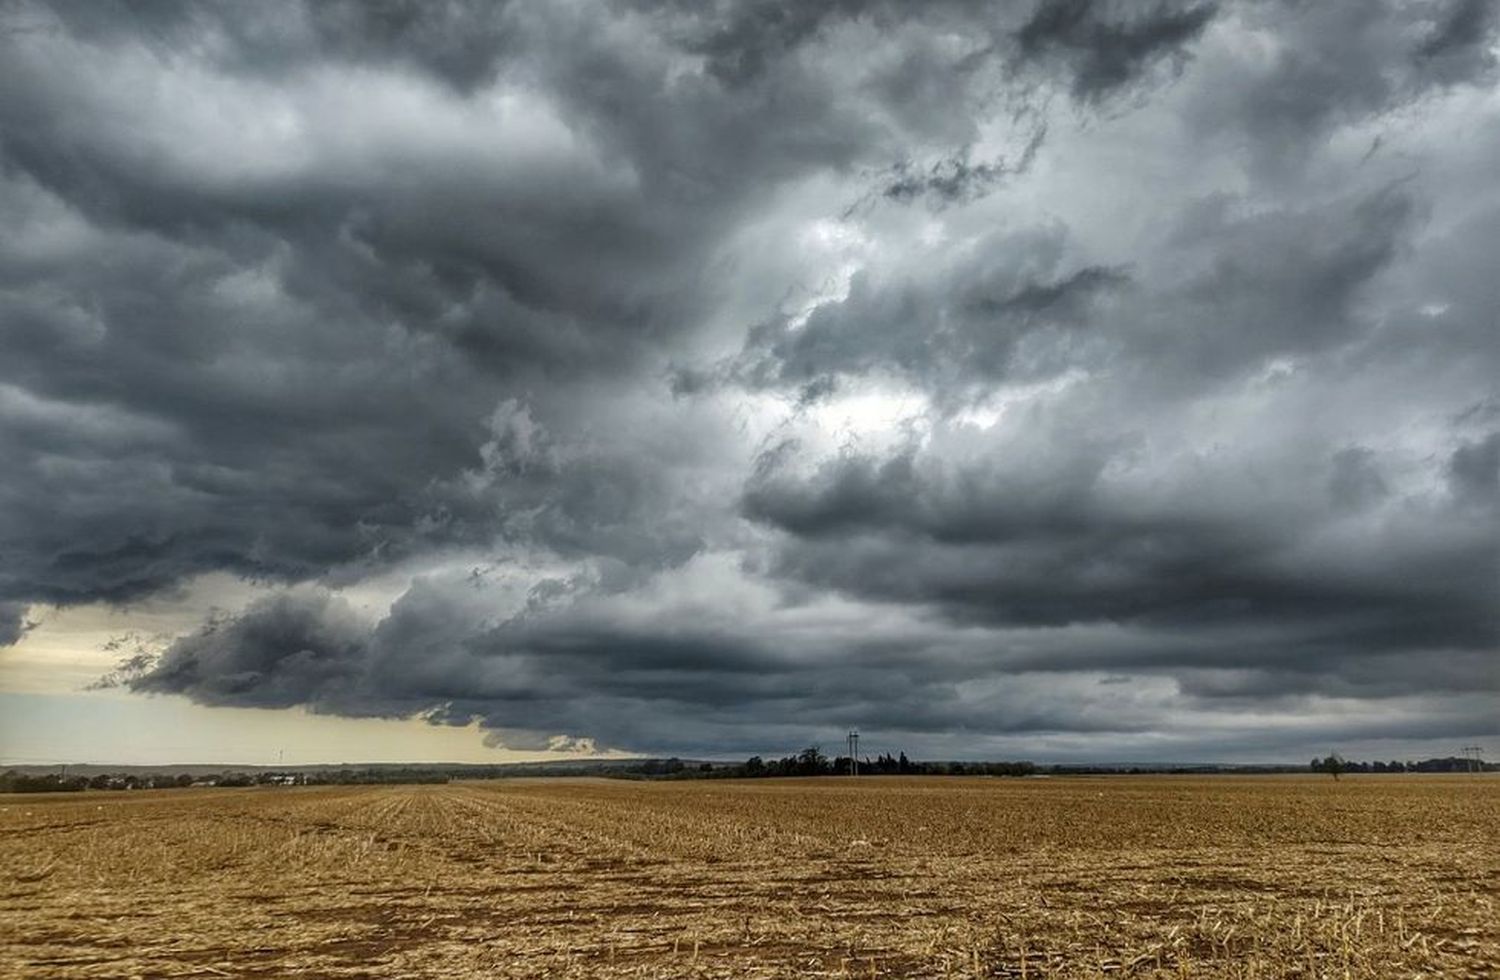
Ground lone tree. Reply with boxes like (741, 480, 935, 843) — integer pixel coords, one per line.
(1314, 754, 1346, 780)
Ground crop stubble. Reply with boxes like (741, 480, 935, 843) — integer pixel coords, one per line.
(1, 775, 1496, 978)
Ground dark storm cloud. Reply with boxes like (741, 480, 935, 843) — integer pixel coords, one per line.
(1184, 0, 1499, 179)
(131, 591, 372, 710)
(0, 602, 34, 647)
(1417, 0, 1497, 70)
(734, 183, 1419, 407)
(675, 0, 877, 88)
(37, 1, 519, 93)
(852, 123, 1049, 213)
(742, 435, 1496, 651)
(674, 0, 1220, 97)
(424, 399, 710, 572)
(1014, 0, 1218, 102)
(4, 1, 1496, 760)
(127, 569, 1187, 755)
(1448, 433, 1500, 504)
(3, 0, 1006, 603)
(1143, 189, 1417, 377)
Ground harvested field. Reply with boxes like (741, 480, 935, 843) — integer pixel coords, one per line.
(2, 775, 1496, 978)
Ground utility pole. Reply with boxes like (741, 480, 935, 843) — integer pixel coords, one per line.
(1463, 746, 1483, 773)
(848, 730, 859, 777)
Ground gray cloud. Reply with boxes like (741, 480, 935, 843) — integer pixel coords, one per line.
(1448, 432, 1500, 504)
(1184, 0, 1499, 180)
(737, 227, 1130, 402)
(1014, 0, 1219, 102)
(865, 124, 1049, 211)
(1327, 446, 1388, 511)
(131, 591, 373, 711)
(0, 601, 33, 647)
(743, 431, 1495, 648)
(0, 0, 1076, 606)
(1417, 0, 1497, 71)
(2, 1, 1495, 760)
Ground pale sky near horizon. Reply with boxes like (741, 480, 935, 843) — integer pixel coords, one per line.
(0, 577, 578, 765)
(1, 1, 1497, 767)
(2, 576, 629, 765)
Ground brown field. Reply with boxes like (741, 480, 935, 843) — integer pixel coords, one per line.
(1, 775, 1497, 978)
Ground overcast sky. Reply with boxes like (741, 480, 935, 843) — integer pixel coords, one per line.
(1, 0, 1496, 766)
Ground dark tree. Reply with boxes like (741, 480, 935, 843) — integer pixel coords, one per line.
(796, 746, 829, 776)
(1319, 754, 1345, 780)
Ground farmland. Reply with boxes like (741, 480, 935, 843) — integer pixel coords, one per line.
(2, 776, 1496, 978)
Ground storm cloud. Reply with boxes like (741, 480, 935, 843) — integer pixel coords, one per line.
(2, 0, 1496, 761)
(0, 601, 33, 647)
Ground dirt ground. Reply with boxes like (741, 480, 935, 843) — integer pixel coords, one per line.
(2, 775, 1496, 978)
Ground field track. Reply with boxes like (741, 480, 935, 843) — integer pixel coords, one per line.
(2, 775, 1497, 977)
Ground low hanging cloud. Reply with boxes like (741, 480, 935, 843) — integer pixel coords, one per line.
(1, 0, 1496, 760)
(0, 602, 34, 647)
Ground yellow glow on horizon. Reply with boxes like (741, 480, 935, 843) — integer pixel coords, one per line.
(0, 689, 636, 767)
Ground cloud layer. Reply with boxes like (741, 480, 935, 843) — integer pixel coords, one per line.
(3, 1, 1496, 759)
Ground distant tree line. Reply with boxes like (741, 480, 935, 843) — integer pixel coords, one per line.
(0, 771, 199, 793)
(7, 754, 1489, 793)
(0, 767, 451, 793)
(623, 751, 1495, 781)
(618, 748, 1037, 780)
(1309, 755, 1492, 776)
